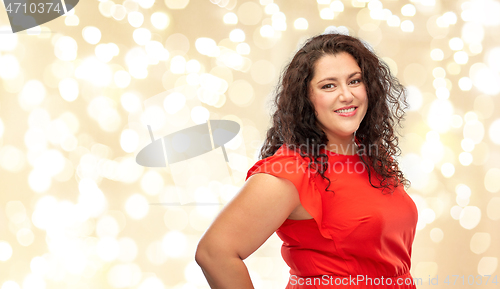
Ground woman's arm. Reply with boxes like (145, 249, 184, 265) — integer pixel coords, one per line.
(195, 173, 301, 289)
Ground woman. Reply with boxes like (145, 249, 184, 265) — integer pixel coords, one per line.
(196, 33, 418, 288)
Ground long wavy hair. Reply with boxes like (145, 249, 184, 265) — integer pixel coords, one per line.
(259, 33, 410, 193)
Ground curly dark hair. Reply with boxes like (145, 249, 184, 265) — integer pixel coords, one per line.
(259, 33, 410, 193)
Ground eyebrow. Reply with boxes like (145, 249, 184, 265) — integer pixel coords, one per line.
(316, 72, 362, 85)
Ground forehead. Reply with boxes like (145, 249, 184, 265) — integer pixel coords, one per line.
(312, 52, 361, 78)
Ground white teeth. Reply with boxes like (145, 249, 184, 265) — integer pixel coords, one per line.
(336, 107, 356, 113)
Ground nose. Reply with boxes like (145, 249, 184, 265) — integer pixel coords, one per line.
(338, 84, 354, 103)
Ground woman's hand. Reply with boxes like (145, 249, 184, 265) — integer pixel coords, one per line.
(195, 173, 301, 289)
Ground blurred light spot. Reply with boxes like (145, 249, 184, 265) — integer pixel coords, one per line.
(19, 80, 46, 110)
(133, 28, 152, 45)
(441, 163, 455, 178)
(28, 169, 51, 193)
(186, 59, 201, 73)
(151, 12, 170, 29)
(164, 0, 189, 9)
(487, 197, 500, 220)
(272, 12, 287, 31)
(469, 43, 482, 54)
(120, 129, 139, 153)
(470, 232, 490, 254)
(141, 170, 164, 195)
(162, 231, 186, 258)
(435, 87, 449, 100)
(30, 256, 48, 276)
(145, 40, 169, 62)
(265, 3, 279, 14)
(128, 11, 144, 27)
(478, 257, 498, 276)
(114, 70, 131, 88)
(450, 205, 463, 220)
(16, 228, 34, 246)
(58, 78, 79, 102)
(54, 36, 78, 61)
(461, 138, 475, 152)
(401, 20, 414, 32)
(459, 206, 481, 229)
(1, 281, 20, 289)
(163, 92, 186, 115)
(458, 77, 472, 91)
(462, 22, 484, 44)
(228, 79, 254, 107)
(236, 43, 251, 55)
(96, 215, 120, 238)
(429, 228, 443, 243)
(470, 63, 500, 95)
(387, 15, 400, 27)
(107, 263, 142, 288)
(223, 12, 238, 24)
(432, 67, 446, 78)
(5, 201, 26, 224)
(463, 120, 484, 144)
(401, 4, 416, 16)
(125, 194, 149, 219)
(170, 55, 186, 74)
(427, 99, 453, 133)
(260, 25, 275, 37)
(449, 37, 464, 51)
(82, 26, 101, 45)
(320, 8, 334, 20)
(459, 152, 473, 166)
(447, 62, 461, 75)
(22, 274, 45, 289)
(111, 4, 127, 20)
(138, 0, 154, 9)
(76, 57, 113, 86)
(0, 241, 13, 261)
(78, 178, 108, 218)
(0, 27, 18, 51)
(430, 49, 444, 61)
(118, 237, 138, 262)
(488, 119, 500, 144)
(237, 2, 262, 25)
(484, 168, 500, 193)
(331, 0, 344, 11)
(0, 55, 20, 80)
(121, 92, 141, 113)
(191, 106, 209, 124)
(0, 145, 25, 172)
(141, 105, 166, 130)
(195, 37, 219, 57)
(294, 18, 308, 30)
(137, 277, 165, 289)
(229, 29, 245, 42)
(454, 51, 468, 64)
(421, 208, 436, 224)
(97, 237, 120, 261)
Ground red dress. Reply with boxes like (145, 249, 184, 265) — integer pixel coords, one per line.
(245, 145, 418, 288)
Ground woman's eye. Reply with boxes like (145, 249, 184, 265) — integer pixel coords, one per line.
(322, 84, 334, 89)
(350, 79, 361, 84)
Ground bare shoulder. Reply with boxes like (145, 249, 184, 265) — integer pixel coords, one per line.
(197, 173, 301, 260)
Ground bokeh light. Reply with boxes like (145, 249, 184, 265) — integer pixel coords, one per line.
(1, 1, 499, 288)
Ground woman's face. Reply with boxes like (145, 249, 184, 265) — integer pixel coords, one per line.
(309, 52, 368, 147)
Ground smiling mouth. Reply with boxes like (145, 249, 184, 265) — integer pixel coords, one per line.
(335, 107, 356, 113)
